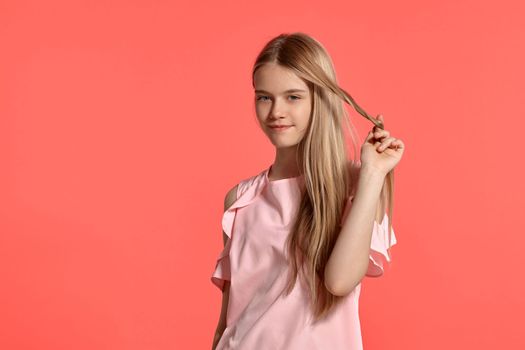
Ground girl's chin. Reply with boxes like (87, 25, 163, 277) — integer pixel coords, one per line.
(271, 141, 300, 149)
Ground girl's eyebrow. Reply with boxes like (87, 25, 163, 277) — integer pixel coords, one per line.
(254, 89, 307, 95)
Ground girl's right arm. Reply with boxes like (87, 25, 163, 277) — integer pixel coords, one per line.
(212, 279, 230, 349)
(212, 184, 238, 350)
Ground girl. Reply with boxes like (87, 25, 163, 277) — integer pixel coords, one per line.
(211, 32, 405, 350)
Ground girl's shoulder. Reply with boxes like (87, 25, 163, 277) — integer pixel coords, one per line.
(237, 167, 268, 197)
(221, 167, 269, 239)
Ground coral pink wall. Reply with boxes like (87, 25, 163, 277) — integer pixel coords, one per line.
(1, 0, 523, 349)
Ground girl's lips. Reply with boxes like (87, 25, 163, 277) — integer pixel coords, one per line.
(269, 125, 293, 131)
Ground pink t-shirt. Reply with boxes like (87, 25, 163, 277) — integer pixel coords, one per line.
(211, 163, 397, 349)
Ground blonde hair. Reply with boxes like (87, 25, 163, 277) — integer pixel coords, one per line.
(251, 32, 396, 323)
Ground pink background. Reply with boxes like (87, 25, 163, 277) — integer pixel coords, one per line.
(1, 0, 524, 349)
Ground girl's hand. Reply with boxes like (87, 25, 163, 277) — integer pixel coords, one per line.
(360, 114, 405, 176)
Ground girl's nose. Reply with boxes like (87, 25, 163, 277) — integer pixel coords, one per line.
(270, 101, 287, 118)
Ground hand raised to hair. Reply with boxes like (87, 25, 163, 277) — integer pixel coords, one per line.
(360, 114, 405, 176)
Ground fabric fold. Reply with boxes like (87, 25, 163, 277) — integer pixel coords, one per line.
(340, 194, 398, 277)
(366, 212, 398, 277)
(211, 238, 232, 291)
(211, 169, 268, 291)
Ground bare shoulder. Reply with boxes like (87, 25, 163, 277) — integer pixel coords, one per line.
(222, 183, 239, 245)
(224, 183, 239, 211)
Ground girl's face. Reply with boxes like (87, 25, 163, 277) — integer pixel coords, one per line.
(253, 63, 312, 149)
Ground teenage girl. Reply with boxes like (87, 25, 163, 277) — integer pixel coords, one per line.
(211, 32, 405, 350)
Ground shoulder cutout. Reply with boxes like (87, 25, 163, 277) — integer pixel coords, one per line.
(223, 183, 239, 246)
(224, 183, 239, 212)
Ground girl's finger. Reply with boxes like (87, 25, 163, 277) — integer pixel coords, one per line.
(377, 137, 396, 151)
(365, 130, 375, 143)
(383, 139, 404, 151)
(374, 129, 390, 140)
(392, 139, 404, 149)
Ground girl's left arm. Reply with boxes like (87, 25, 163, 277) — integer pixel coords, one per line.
(324, 166, 386, 296)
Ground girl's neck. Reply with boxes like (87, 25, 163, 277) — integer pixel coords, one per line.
(271, 146, 302, 180)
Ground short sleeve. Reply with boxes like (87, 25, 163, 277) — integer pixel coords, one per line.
(211, 183, 241, 292)
(211, 237, 232, 292)
(366, 213, 397, 277)
(210, 180, 248, 292)
(339, 194, 398, 278)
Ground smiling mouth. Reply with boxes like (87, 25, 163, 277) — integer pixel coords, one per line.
(269, 125, 292, 131)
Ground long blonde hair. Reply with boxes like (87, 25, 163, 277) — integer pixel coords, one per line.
(251, 32, 396, 323)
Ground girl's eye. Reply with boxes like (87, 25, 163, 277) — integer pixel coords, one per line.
(256, 95, 300, 101)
